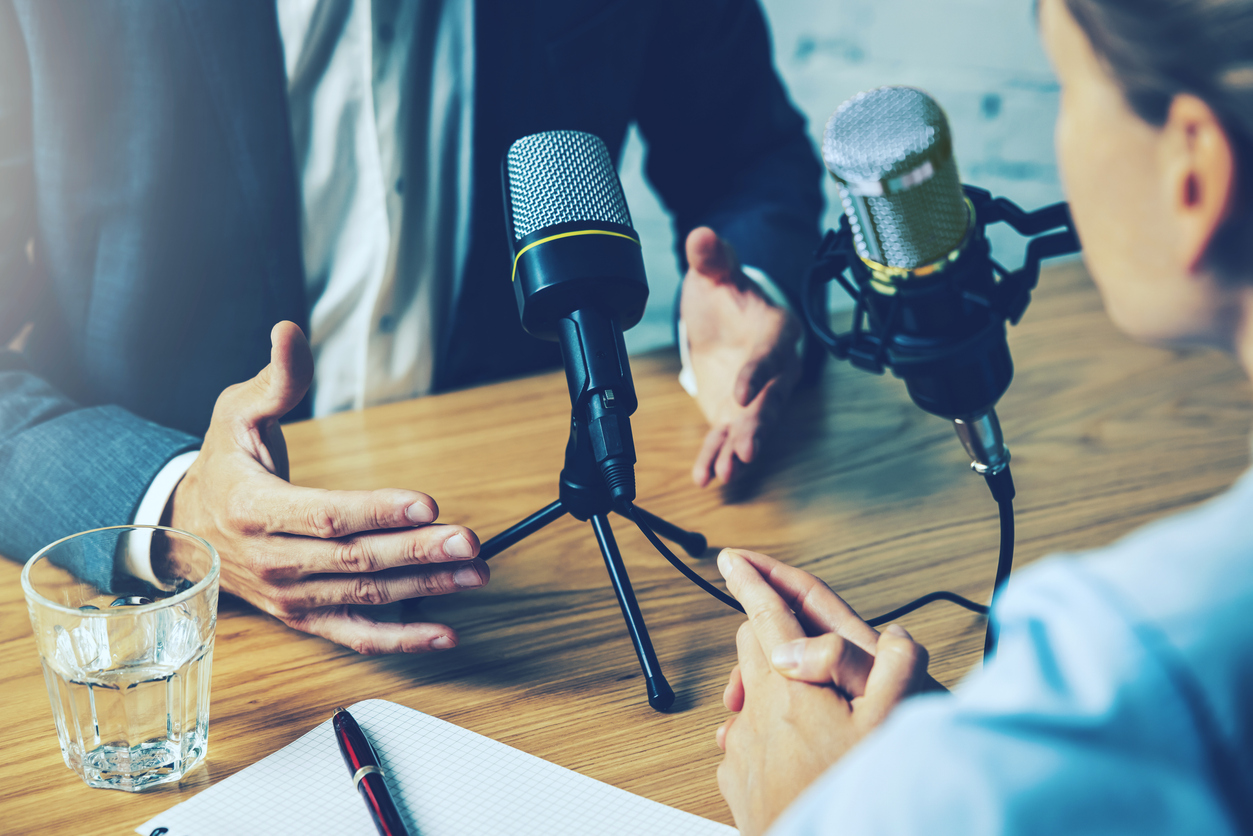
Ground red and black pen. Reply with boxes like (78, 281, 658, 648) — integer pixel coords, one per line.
(333, 708, 412, 836)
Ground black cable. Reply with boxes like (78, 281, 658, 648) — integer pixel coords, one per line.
(982, 493, 1016, 658)
(629, 466, 1016, 664)
(622, 502, 745, 613)
(866, 591, 988, 626)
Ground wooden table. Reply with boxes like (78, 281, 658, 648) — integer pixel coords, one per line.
(1, 262, 1249, 835)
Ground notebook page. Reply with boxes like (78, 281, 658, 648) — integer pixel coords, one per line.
(137, 698, 736, 836)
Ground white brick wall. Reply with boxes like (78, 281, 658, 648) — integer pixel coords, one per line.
(621, 0, 1064, 354)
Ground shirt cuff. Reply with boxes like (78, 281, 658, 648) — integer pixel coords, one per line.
(678, 264, 805, 398)
(124, 450, 200, 589)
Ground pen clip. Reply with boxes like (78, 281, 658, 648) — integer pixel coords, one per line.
(353, 764, 384, 788)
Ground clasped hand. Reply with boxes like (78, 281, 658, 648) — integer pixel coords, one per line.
(715, 549, 939, 836)
(162, 322, 488, 655)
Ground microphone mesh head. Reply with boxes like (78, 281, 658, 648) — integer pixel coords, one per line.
(822, 87, 970, 269)
(505, 131, 632, 240)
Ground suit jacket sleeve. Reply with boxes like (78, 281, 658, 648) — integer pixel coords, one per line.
(0, 3, 199, 586)
(633, 0, 825, 307)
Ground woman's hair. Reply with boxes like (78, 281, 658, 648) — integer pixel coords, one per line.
(1064, 0, 1253, 279)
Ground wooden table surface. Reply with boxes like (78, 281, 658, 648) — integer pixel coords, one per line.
(1, 261, 1250, 835)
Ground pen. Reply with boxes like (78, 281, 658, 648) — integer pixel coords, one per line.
(333, 707, 412, 836)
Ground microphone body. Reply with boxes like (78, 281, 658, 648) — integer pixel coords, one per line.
(502, 131, 649, 504)
(812, 86, 1079, 476)
(844, 216, 1012, 423)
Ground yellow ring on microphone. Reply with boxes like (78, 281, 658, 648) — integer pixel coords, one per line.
(511, 229, 641, 282)
(859, 197, 977, 295)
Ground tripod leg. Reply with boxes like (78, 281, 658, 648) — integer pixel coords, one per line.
(480, 500, 567, 561)
(616, 505, 708, 557)
(590, 514, 675, 712)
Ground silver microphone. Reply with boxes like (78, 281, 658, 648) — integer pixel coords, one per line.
(822, 86, 1007, 475)
(822, 86, 972, 272)
(505, 130, 633, 241)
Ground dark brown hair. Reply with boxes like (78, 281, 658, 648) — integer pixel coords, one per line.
(1065, 0, 1253, 279)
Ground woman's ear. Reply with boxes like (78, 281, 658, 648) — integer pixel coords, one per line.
(1162, 93, 1237, 273)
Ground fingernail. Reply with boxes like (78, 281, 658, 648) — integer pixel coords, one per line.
(406, 502, 436, 524)
(453, 566, 483, 588)
(885, 624, 912, 639)
(771, 640, 805, 671)
(717, 549, 736, 577)
(444, 533, 474, 559)
(431, 635, 455, 650)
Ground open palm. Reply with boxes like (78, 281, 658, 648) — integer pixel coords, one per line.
(680, 227, 802, 487)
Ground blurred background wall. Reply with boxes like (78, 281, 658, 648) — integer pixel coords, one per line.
(621, 0, 1064, 354)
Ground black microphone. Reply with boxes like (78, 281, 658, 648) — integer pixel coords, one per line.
(805, 87, 1080, 657)
(502, 131, 648, 507)
(807, 86, 1080, 486)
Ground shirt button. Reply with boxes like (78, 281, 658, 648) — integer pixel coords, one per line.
(379, 315, 396, 333)
(395, 177, 404, 195)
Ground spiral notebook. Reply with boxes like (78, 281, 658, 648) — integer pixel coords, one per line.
(137, 699, 736, 836)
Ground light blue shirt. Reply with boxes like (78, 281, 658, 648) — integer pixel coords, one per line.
(774, 468, 1253, 834)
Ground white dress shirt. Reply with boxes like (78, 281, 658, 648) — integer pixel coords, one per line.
(278, 0, 473, 415)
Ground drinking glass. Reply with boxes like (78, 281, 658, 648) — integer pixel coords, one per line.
(21, 525, 219, 791)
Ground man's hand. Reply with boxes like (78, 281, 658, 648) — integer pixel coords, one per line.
(714, 549, 932, 836)
(163, 321, 488, 655)
(680, 227, 802, 487)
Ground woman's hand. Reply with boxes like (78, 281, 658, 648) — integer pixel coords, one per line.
(714, 549, 933, 836)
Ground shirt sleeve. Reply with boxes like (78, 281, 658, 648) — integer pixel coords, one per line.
(123, 449, 200, 589)
(768, 558, 1243, 836)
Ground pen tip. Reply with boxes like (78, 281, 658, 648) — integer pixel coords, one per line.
(333, 707, 347, 716)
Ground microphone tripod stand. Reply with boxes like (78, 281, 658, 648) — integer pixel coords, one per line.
(477, 410, 708, 713)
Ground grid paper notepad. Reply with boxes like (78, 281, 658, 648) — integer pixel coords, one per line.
(137, 699, 737, 836)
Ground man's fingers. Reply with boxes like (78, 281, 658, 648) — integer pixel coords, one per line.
(771, 633, 875, 698)
(229, 321, 315, 425)
(720, 549, 806, 653)
(714, 431, 740, 484)
(731, 549, 880, 653)
(860, 625, 930, 726)
(724, 664, 745, 712)
(731, 425, 759, 467)
(732, 348, 778, 408)
(692, 424, 728, 487)
(262, 485, 441, 539)
(290, 558, 489, 610)
(304, 524, 479, 575)
(283, 606, 461, 655)
(754, 376, 788, 429)
(703, 414, 762, 485)
(728, 378, 788, 469)
(684, 226, 739, 283)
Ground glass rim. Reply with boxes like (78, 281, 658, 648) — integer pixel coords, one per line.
(20, 525, 221, 618)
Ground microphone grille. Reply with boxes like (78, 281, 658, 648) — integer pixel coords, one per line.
(822, 87, 970, 269)
(505, 131, 632, 240)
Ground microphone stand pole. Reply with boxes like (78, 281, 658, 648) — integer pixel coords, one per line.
(478, 411, 707, 713)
